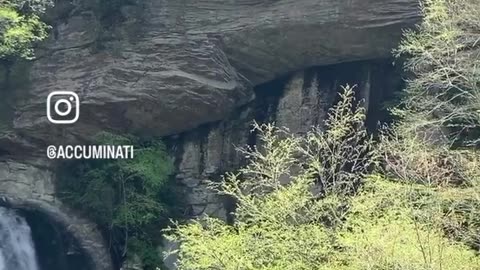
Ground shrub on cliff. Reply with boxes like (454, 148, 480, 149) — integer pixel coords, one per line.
(394, 0, 480, 146)
(0, 0, 52, 60)
(339, 175, 480, 269)
(162, 87, 374, 269)
(379, 0, 480, 251)
(58, 132, 175, 270)
(164, 85, 480, 270)
(163, 1, 480, 269)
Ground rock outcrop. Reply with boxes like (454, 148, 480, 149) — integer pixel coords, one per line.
(160, 60, 402, 269)
(0, 159, 113, 270)
(171, 60, 402, 220)
(3, 0, 419, 148)
(0, 1, 418, 269)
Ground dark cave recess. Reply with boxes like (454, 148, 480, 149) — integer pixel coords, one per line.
(17, 208, 95, 270)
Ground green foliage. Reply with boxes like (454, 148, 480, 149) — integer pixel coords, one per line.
(165, 84, 480, 270)
(164, 86, 377, 270)
(379, 0, 480, 255)
(0, 0, 51, 60)
(8, 0, 53, 14)
(395, 0, 480, 146)
(58, 132, 174, 269)
(128, 237, 163, 270)
(378, 121, 479, 186)
(300, 85, 377, 196)
(337, 176, 480, 270)
(163, 1, 480, 269)
(439, 178, 480, 249)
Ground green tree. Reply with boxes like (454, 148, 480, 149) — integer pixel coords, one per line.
(338, 175, 480, 270)
(164, 86, 480, 270)
(164, 1, 480, 269)
(380, 0, 480, 251)
(58, 132, 175, 269)
(164, 86, 376, 270)
(0, 0, 52, 60)
(394, 0, 480, 146)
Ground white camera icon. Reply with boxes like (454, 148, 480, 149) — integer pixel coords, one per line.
(47, 91, 80, 124)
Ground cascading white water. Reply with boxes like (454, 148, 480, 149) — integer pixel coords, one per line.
(0, 207, 40, 270)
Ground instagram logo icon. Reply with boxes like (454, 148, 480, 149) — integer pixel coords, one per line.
(47, 91, 80, 124)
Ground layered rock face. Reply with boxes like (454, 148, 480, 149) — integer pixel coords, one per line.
(0, 0, 418, 269)
(3, 0, 419, 147)
(0, 160, 112, 270)
(171, 60, 402, 220)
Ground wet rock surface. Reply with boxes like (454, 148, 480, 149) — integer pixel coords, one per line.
(0, 159, 113, 270)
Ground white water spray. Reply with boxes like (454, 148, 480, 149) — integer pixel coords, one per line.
(0, 207, 40, 270)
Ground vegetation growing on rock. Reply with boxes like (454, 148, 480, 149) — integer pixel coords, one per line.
(0, 0, 52, 60)
(58, 132, 175, 270)
(164, 87, 378, 270)
(164, 87, 480, 270)
(2, 0, 477, 269)
(394, 0, 480, 146)
(164, 0, 480, 269)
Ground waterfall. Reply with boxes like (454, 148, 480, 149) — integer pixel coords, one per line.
(0, 207, 40, 270)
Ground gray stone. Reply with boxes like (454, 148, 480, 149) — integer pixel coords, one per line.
(7, 0, 418, 147)
(171, 61, 397, 219)
(0, 159, 113, 270)
(0, 1, 419, 269)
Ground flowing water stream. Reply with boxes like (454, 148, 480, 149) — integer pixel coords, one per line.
(0, 207, 40, 270)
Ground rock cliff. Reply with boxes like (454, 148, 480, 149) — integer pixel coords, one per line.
(3, 0, 418, 147)
(0, 0, 419, 269)
(170, 60, 402, 221)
